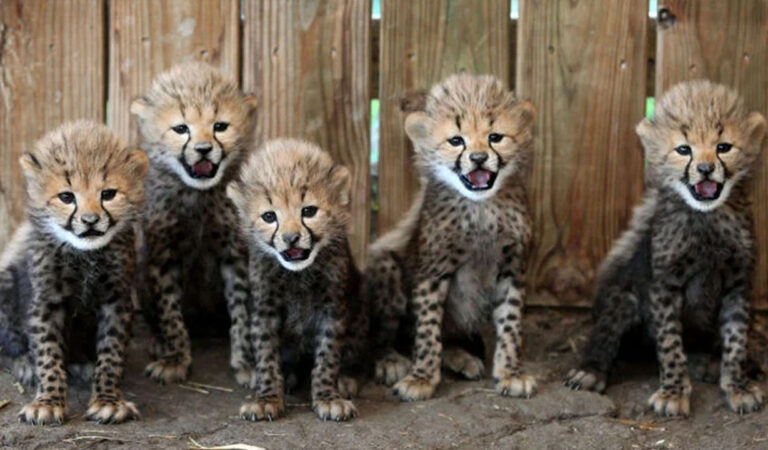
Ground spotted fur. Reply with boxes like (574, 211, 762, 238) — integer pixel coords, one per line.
(366, 74, 537, 401)
(565, 80, 766, 416)
(130, 63, 258, 385)
(0, 121, 148, 425)
(228, 139, 364, 421)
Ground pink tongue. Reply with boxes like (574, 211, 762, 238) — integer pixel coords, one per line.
(193, 160, 214, 177)
(467, 170, 492, 187)
(286, 248, 304, 258)
(695, 180, 719, 198)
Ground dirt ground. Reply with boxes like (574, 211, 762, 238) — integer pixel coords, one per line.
(2, 308, 768, 449)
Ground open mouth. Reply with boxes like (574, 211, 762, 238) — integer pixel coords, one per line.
(460, 169, 497, 191)
(182, 158, 220, 179)
(688, 180, 723, 201)
(78, 229, 105, 238)
(281, 247, 310, 262)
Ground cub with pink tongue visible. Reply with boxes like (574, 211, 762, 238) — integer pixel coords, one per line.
(130, 62, 259, 388)
(565, 80, 767, 418)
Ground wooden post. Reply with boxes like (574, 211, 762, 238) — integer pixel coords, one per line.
(0, 0, 105, 249)
(242, 0, 371, 265)
(656, 0, 768, 309)
(517, 0, 648, 306)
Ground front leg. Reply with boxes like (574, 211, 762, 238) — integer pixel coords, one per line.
(87, 281, 139, 424)
(492, 274, 535, 398)
(393, 278, 450, 402)
(219, 231, 253, 387)
(719, 287, 763, 413)
(240, 264, 284, 421)
(648, 281, 691, 417)
(144, 244, 191, 384)
(311, 309, 356, 421)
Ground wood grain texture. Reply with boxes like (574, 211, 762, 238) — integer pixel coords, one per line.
(108, 0, 239, 143)
(377, 0, 511, 235)
(0, 0, 105, 250)
(242, 0, 371, 265)
(517, 0, 648, 306)
(655, 0, 768, 309)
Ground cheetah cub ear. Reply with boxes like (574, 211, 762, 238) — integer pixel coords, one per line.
(129, 97, 152, 119)
(126, 148, 150, 179)
(404, 112, 434, 148)
(243, 94, 259, 119)
(744, 111, 767, 150)
(328, 165, 352, 208)
(226, 181, 246, 212)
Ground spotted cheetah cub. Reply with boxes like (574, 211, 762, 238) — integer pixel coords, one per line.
(367, 74, 537, 401)
(0, 121, 148, 425)
(227, 139, 363, 421)
(565, 81, 766, 416)
(130, 62, 258, 385)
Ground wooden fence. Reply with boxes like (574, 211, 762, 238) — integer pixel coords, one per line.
(1, 0, 767, 308)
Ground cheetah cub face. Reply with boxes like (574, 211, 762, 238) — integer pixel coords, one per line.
(20, 121, 149, 251)
(228, 139, 351, 271)
(637, 80, 766, 212)
(130, 62, 258, 190)
(405, 74, 535, 201)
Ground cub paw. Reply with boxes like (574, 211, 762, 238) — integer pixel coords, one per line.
(496, 374, 536, 398)
(12, 355, 36, 387)
(233, 367, 256, 389)
(374, 352, 411, 386)
(564, 368, 606, 393)
(648, 387, 690, 417)
(86, 398, 140, 424)
(723, 383, 763, 414)
(313, 398, 357, 422)
(392, 374, 436, 402)
(144, 356, 190, 384)
(442, 348, 485, 380)
(338, 376, 359, 399)
(18, 401, 67, 426)
(240, 397, 285, 422)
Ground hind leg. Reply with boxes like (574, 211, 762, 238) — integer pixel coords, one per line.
(442, 347, 485, 380)
(565, 289, 640, 393)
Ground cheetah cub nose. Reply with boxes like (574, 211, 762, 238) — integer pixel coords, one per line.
(81, 213, 100, 225)
(194, 142, 213, 155)
(282, 232, 300, 246)
(469, 152, 489, 164)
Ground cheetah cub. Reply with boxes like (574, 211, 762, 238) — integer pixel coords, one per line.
(367, 74, 537, 401)
(565, 81, 766, 417)
(0, 121, 149, 425)
(228, 139, 363, 422)
(130, 63, 258, 385)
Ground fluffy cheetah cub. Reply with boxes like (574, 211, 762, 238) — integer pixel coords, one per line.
(367, 74, 537, 401)
(0, 121, 148, 425)
(130, 62, 258, 385)
(565, 81, 766, 416)
(228, 139, 363, 422)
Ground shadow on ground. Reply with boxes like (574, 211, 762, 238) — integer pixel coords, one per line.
(2, 308, 768, 449)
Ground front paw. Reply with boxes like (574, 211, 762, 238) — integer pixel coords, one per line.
(648, 386, 691, 417)
(496, 374, 536, 398)
(233, 367, 256, 389)
(564, 368, 606, 393)
(442, 348, 485, 380)
(144, 356, 190, 384)
(338, 376, 359, 399)
(86, 397, 140, 424)
(392, 374, 436, 402)
(18, 400, 67, 426)
(313, 398, 357, 421)
(723, 382, 763, 414)
(374, 352, 411, 386)
(240, 397, 285, 422)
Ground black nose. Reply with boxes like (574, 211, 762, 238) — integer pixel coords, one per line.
(282, 232, 300, 246)
(194, 142, 213, 155)
(469, 152, 489, 164)
(697, 162, 715, 175)
(81, 213, 100, 225)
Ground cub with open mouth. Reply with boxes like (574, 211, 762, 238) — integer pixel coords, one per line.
(130, 62, 258, 386)
(0, 121, 149, 425)
(366, 73, 538, 402)
(565, 80, 767, 417)
(227, 139, 365, 422)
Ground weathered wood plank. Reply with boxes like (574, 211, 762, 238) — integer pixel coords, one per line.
(108, 0, 240, 143)
(0, 0, 105, 249)
(377, 0, 511, 236)
(655, 0, 768, 309)
(517, 0, 648, 306)
(242, 0, 371, 265)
